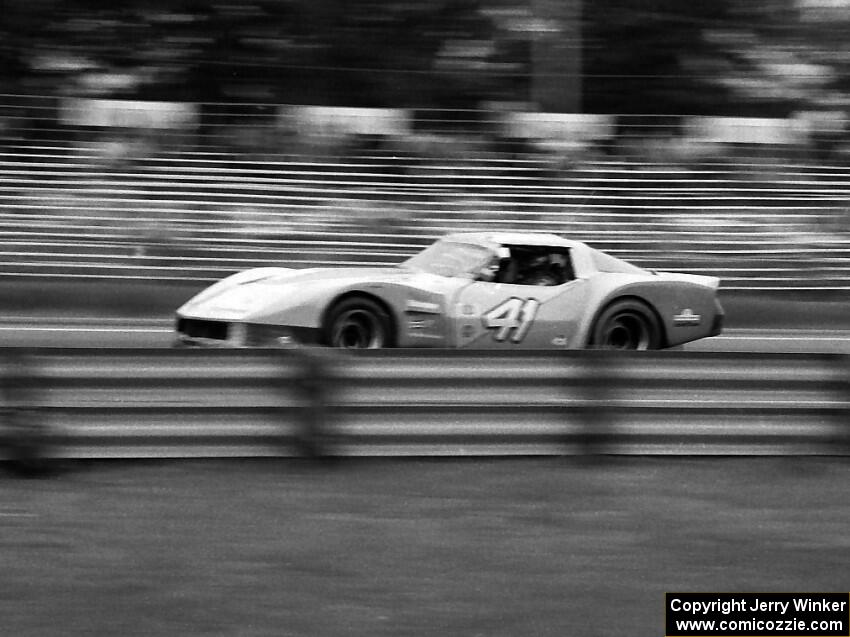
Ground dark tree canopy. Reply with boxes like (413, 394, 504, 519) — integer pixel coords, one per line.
(0, 0, 847, 116)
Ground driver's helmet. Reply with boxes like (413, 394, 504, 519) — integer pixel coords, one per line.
(528, 254, 550, 269)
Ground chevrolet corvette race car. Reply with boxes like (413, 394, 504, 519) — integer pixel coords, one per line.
(175, 232, 723, 350)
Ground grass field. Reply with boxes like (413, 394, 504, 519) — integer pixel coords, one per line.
(2, 458, 847, 637)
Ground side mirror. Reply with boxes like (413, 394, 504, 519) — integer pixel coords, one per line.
(477, 265, 498, 282)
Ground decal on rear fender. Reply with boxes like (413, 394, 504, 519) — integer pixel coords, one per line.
(673, 308, 701, 326)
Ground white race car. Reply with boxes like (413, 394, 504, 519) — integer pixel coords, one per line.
(175, 232, 723, 349)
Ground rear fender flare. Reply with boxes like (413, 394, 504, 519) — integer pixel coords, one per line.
(585, 294, 667, 349)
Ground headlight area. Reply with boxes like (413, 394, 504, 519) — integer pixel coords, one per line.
(175, 318, 320, 347)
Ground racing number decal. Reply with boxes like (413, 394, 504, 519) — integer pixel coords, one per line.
(483, 298, 540, 343)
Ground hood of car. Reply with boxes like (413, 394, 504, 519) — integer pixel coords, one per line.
(177, 265, 468, 321)
(236, 265, 468, 293)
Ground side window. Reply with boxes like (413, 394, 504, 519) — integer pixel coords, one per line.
(498, 246, 574, 286)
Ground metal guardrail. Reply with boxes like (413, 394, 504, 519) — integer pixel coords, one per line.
(1, 348, 848, 465)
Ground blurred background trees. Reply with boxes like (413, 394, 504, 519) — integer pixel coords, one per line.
(0, 0, 847, 115)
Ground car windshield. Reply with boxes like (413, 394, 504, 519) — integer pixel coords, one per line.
(402, 240, 494, 278)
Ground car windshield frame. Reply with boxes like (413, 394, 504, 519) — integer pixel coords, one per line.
(401, 240, 495, 279)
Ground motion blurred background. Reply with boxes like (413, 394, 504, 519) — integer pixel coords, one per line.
(2, 6, 849, 636)
(0, 0, 848, 306)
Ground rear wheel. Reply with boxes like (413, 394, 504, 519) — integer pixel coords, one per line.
(590, 299, 661, 350)
(324, 298, 392, 349)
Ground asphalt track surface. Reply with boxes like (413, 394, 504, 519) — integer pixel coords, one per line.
(0, 317, 848, 352)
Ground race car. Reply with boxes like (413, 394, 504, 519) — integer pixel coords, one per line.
(175, 232, 723, 350)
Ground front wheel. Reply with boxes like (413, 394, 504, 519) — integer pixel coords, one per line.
(590, 299, 661, 350)
(324, 298, 392, 349)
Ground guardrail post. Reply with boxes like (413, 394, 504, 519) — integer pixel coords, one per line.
(831, 354, 850, 456)
(571, 352, 619, 460)
(284, 346, 339, 461)
(0, 349, 54, 476)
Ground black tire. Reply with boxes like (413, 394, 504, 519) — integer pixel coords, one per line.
(590, 299, 661, 350)
(324, 297, 392, 349)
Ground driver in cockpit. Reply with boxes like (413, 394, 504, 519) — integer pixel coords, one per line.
(521, 254, 563, 286)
